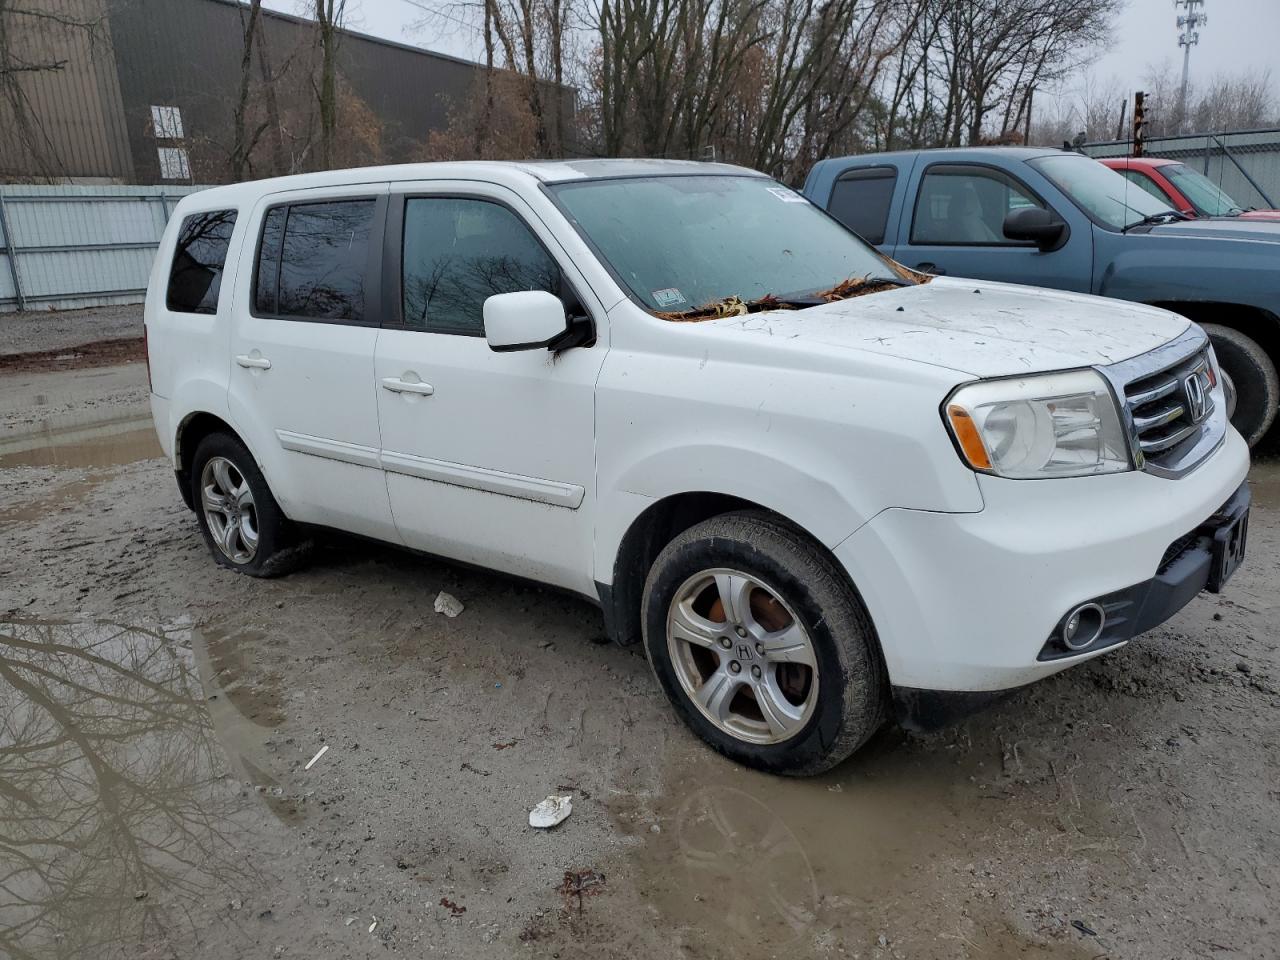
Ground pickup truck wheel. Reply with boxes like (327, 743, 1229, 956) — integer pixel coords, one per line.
(642, 512, 886, 776)
(190, 433, 310, 578)
(1200, 323, 1278, 447)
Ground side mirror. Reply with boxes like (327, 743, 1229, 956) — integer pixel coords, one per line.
(1003, 207, 1068, 251)
(483, 290, 570, 352)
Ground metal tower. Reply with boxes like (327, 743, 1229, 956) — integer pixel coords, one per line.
(1175, 0, 1207, 132)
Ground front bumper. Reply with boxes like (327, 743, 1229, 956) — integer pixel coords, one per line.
(834, 427, 1250, 697)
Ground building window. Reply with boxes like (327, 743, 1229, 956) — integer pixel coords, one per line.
(151, 105, 184, 140)
(158, 147, 191, 181)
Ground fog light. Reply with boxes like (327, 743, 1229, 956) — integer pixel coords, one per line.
(1062, 603, 1105, 651)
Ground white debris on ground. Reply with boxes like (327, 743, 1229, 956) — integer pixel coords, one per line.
(528, 794, 573, 829)
(433, 591, 464, 617)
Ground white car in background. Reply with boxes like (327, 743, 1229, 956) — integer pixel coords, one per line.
(145, 159, 1250, 775)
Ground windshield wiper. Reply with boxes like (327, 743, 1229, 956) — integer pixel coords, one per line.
(1122, 210, 1192, 232)
(653, 274, 920, 322)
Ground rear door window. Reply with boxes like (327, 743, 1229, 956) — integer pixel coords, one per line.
(166, 210, 237, 314)
(254, 199, 376, 322)
(827, 167, 897, 244)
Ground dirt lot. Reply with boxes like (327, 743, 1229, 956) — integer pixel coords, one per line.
(1, 330, 1278, 959)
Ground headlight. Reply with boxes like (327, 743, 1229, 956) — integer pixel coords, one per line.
(944, 370, 1132, 479)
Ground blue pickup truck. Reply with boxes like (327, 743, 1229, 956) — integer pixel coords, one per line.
(803, 147, 1280, 446)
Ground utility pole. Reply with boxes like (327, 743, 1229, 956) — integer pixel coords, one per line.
(1133, 91, 1146, 157)
(1175, 0, 1206, 133)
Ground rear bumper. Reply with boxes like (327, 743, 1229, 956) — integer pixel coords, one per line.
(836, 428, 1251, 694)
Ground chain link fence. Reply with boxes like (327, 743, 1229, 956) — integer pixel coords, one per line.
(1083, 128, 1280, 211)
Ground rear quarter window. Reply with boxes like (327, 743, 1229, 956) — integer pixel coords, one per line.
(826, 167, 897, 244)
(166, 210, 237, 314)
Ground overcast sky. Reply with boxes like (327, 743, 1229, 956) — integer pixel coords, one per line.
(264, 0, 1279, 99)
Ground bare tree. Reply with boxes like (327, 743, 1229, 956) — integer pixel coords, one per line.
(231, 0, 269, 181)
(407, 0, 574, 157)
(314, 0, 348, 169)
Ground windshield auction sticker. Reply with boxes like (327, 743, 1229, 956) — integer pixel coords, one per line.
(767, 186, 807, 203)
(652, 288, 687, 307)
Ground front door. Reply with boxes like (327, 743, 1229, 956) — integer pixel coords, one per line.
(894, 161, 1093, 293)
(227, 186, 398, 542)
(373, 185, 606, 595)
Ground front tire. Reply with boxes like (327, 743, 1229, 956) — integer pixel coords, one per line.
(1201, 323, 1278, 447)
(641, 512, 887, 776)
(190, 432, 310, 577)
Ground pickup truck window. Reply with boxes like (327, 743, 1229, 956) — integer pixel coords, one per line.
(910, 165, 1044, 246)
(549, 175, 898, 312)
(1161, 163, 1244, 216)
(1118, 169, 1172, 205)
(1030, 154, 1171, 230)
(828, 167, 896, 244)
(166, 209, 237, 314)
(401, 197, 559, 336)
(254, 199, 376, 322)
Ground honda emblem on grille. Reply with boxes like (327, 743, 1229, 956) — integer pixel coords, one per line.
(1184, 373, 1207, 422)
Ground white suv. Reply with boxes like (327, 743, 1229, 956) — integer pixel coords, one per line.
(145, 159, 1250, 775)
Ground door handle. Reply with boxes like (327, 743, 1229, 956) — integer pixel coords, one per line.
(235, 354, 272, 370)
(381, 377, 435, 397)
(915, 262, 946, 275)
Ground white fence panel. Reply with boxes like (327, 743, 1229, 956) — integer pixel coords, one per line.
(0, 184, 208, 313)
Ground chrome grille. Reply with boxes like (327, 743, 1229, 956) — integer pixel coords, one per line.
(1123, 349, 1214, 467)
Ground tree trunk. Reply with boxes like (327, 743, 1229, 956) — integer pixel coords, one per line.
(231, 0, 263, 181)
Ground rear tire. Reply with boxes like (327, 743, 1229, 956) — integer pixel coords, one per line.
(190, 432, 310, 578)
(1201, 323, 1278, 447)
(641, 511, 887, 776)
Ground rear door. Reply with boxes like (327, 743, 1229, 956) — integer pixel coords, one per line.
(373, 182, 607, 595)
(895, 161, 1093, 292)
(226, 185, 398, 542)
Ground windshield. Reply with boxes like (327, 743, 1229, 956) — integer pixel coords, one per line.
(548, 175, 903, 313)
(1162, 163, 1244, 216)
(1030, 154, 1174, 230)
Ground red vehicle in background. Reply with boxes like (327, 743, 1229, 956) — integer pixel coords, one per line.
(1100, 157, 1280, 221)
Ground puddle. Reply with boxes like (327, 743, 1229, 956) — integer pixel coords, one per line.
(615, 735, 1099, 958)
(0, 475, 103, 524)
(0, 415, 160, 470)
(0, 618, 290, 958)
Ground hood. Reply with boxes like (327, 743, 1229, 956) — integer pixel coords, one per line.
(700, 277, 1189, 378)
(1145, 217, 1280, 242)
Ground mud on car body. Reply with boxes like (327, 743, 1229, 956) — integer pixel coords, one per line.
(145, 159, 1250, 775)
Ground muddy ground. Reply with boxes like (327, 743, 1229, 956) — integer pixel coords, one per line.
(0, 331, 1277, 959)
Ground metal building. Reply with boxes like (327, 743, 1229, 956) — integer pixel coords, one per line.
(1, 0, 551, 185)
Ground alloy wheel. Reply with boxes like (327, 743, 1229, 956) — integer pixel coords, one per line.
(200, 456, 259, 564)
(666, 568, 819, 745)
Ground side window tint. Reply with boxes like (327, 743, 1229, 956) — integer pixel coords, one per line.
(277, 200, 375, 321)
(402, 197, 559, 336)
(254, 206, 286, 315)
(911, 166, 1045, 245)
(166, 210, 237, 314)
(827, 167, 896, 244)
